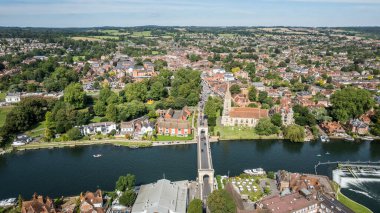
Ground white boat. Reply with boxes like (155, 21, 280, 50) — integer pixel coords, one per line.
(362, 136, 374, 141)
(320, 135, 330, 142)
(316, 154, 322, 157)
(325, 152, 330, 155)
(93, 154, 102, 158)
(244, 168, 266, 176)
(12, 141, 25, 146)
(344, 137, 355, 142)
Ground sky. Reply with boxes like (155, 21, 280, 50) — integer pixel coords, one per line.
(0, 0, 379, 27)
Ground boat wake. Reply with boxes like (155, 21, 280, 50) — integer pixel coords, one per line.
(348, 189, 374, 199)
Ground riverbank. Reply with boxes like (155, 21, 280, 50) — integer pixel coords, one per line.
(2, 137, 209, 153)
(331, 181, 373, 213)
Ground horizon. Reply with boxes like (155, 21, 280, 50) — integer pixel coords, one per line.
(0, 0, 380, 27)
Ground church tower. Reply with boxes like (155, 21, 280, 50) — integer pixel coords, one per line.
(221, 83, 232, 126)
(223, 83, 232, 116)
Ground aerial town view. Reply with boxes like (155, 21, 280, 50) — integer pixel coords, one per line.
(0, 0, 380, 213)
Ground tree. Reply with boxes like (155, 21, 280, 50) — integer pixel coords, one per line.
(94, 101, 107, 116)
(258, 91, 268, 103)
(229, 84, 241, 95)
(67, 127, 82, 141)
(119, 190, 137, 207)
(271, 113, 282, 127)
(115, 174, 136, 192)
(106, 104, 118, 122)
(330, 87, 374, 123)
(148, 81, 166, 100)
(207, 190, 236, 213)
(64, 83, 86, 109)
(99, 87, 113, 103)
(255, 118, 279, 136)
(248, 86, 257, 102)
(284, 125, 305, 142)
(187, 199, 203, 213)
(124, 82, 148, 102)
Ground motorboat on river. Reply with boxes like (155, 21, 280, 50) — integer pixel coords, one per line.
(93, 154, 102, 158)
(244, 168, 266, 176)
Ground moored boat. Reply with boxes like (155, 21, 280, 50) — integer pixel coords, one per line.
(244, 168, 266, 175)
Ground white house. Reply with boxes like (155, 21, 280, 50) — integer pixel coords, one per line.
(80, 122, 117, 135)
(5, 93, 21, 103)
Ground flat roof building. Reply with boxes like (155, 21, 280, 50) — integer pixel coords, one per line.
(132, 179, 188, 213)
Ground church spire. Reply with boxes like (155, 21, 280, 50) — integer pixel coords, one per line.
(223, 82, 232, 116)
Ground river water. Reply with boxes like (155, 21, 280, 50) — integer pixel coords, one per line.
(0, 140, 379, 211)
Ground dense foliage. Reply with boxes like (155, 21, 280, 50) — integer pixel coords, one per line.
(330, 87, 374, 123)
(187, 199, 203, 213)
(207, 189, 236, 213)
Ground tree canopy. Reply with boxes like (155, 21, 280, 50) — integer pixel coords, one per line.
(330, 87, 374, 123)
(64, 83, 86, 109)
(207, 189, 236, 213)
(284, 124, 305, 142)
(255, 118, 279, 135)
(187, 199, 203, 213)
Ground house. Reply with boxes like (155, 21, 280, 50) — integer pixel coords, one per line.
(80, 190, 104, 213)
(320, 121, 346, 136)
(132, 179, 188, 213)
(5, 92, 21, 103)
(79, 122, 117, 135)
(349, 119, 369, 135)
(134, 119, 154, 138)
(21, 193, 56, 213)
(120, 121, 134, 136)
(256, 192, 319, 213)
(156, 107, 192, 137)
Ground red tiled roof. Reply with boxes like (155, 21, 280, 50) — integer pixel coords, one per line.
(229, 107, 269, 119)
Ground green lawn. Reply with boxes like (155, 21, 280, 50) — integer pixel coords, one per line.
(112, 141, 152, 147)
(73, 56, 85, 62)
(132, 31, 151, 37)
(337, 191, 372, 213)
(214, 125, 278, 140)
(155, 134, 193, 141)
(0, 107, 13, 127)
(91, 116, 105, 123)
(91, 35, 119, 40)
(25, 121, 46, 137)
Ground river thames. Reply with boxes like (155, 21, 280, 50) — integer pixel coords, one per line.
(0, 140, 379, 211)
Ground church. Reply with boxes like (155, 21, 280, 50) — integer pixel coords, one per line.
(221, 84, 269, 127)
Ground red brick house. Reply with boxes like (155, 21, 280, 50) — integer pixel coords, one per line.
(156, 107, 192, 137)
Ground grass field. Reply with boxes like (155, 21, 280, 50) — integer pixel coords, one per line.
(0, 107, 13, 127)
(131, 31, 151, 37)
(73, 56, 85, 62)
(155, 135, 194, 141)
(90, 116, 105, 123)
(100, 29, 130, 36)
(214, 125, 279, 140)
(25, 121, 46, 137)
(112, 141, 152, 147)
(71, 36, 102, 41)
(91, 36, 119, 40)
